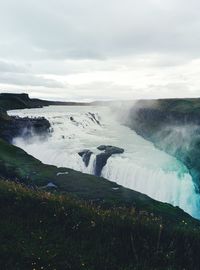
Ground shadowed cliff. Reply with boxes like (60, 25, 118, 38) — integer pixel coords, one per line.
(125, 98, 200, 188)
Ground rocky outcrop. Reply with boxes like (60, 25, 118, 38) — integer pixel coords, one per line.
(78, 145, 124, 176)
(0, 111, 50, 143)
(95, 145, 124, 176)
(97, 145, 124, 154)
(87, 112, 101, 125)
(78, 150, 93, 167)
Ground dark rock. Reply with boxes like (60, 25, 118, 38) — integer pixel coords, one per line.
(0, 112, 50, 143)
(78, 149, 93, 167)
(95, 152, 111, 176)
(97, 145, 124, 155)
(95, 145, 124, 176)
(88, 112, 101, 125)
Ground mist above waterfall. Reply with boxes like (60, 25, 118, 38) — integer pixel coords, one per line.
(153, 124, 200, 155)
(8, 105, 200, 219)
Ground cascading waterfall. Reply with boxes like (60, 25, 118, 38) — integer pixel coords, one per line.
(8, 105, 200, 219)
(101, 157, 199, 217)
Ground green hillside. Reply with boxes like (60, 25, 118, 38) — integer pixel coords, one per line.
(1, 180, 200, 270)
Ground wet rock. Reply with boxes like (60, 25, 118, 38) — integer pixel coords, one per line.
(78, 149, 93, 167)
(95, 145, 124, 176)
(88, 112, 101, 125)
(0, 112, 50, 143)
(95, 152, 111, 176)
(97, 145, 124, 155)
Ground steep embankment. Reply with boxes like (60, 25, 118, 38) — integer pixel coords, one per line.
(126, 98, 200, 187)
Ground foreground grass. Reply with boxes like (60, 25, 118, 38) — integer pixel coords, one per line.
(0, 180, 200, 270)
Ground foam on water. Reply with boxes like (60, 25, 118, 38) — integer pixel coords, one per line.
(8, 106, 200, 219)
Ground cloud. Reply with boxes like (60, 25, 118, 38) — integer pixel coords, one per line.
(0, 72, 64, 88)
(0, 0, 200, 61)
(0, 0, 200, 100)
(0, 60, 28, 73)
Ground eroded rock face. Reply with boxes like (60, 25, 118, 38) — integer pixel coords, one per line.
(95, 145, 124, 176)
(0, 111, 50, 143)
(78, 150, 93, 167)
(87, 112, 101, 125)
(78, 145, 124, 176)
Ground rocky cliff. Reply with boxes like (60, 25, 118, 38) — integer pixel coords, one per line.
(0, 92, 90, 111)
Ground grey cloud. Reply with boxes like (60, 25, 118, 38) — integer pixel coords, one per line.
(0, 60, 28, 73)
(0, 0, 200, 61)
(0, 0, 200, 100)
(0, 73, 64, 88)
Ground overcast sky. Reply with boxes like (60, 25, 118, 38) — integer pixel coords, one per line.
(0, 0, 200, 101)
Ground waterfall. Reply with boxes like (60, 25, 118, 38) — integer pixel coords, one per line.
(101, 156, 200, 218)
(83, 154, 96, 174)
(8, 105, 200, 219)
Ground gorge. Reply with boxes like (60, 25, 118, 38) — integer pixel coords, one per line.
(2, 94, 200, 269)
(8, 104, 200, 219)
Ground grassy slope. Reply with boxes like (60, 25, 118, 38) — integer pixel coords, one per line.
(1, 180, 200, 270)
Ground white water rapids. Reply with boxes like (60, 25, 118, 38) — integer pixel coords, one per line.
(8, 105, 200, 219)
